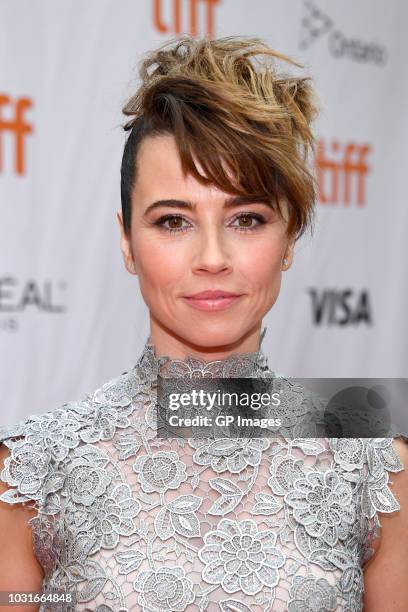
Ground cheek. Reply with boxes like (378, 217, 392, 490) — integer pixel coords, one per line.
(132, 234, 186, 292)
(237, 237, 283, 288)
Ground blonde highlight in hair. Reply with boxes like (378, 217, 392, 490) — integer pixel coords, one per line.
(121, 34, 320, 240)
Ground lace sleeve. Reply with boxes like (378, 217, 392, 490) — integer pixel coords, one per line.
(361, 433, 408, 567)
(0, 410, 70, 580)
(1, 417, 48, 504)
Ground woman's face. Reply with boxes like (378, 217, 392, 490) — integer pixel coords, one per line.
(118, 133, 294, 353)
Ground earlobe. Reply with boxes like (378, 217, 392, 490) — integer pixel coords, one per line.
(122, 244, 138, 276)
(126, 256, 137, 276)
(282, 242, 295, 270)
(117, 212, 138, 276)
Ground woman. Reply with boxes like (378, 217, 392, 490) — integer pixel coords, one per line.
(0, 35, 407, 612)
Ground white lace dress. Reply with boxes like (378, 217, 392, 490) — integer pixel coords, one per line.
(0, 337, 407, 612)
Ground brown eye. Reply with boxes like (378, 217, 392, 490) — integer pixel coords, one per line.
(168, 217, 183, 229)
(154, 214, 192, 233)
(238, 215, 253, 227)
(230, 213, 265, 231)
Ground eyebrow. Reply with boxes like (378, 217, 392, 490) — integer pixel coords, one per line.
(143, 195, 275, 216)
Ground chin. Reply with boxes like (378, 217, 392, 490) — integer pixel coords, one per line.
(174, 323, 252, 351)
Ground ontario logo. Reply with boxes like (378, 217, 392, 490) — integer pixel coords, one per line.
(299, 0, 387, 66)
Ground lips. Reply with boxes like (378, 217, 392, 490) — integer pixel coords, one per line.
(182, 290, 243, 312)
(185, 290, 241, 299)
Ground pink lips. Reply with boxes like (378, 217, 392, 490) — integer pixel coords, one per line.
(182, 290, 243, 311)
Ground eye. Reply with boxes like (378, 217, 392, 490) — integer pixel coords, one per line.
(154, 214, 192, 234)
(153, 211, 267, 234)
(229, 212, 266, 232)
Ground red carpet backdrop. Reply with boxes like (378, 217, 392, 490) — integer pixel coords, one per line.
(1, 0, 407, 425)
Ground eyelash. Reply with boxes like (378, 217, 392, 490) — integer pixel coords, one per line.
(153, 212, 267, 235)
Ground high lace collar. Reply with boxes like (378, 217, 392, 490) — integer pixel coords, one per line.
(134, 327, 274, 379)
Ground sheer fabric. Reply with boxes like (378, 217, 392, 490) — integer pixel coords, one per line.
(0, 336, 407, 611)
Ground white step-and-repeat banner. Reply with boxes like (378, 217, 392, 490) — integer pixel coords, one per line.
(1, 0, 407, 425)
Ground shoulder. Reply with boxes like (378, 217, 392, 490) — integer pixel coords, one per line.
(363, 436, 408, 514)
(0, 364, 144, 507)
(376, 436, 408, 515)
(363, 436, 408, 610)
(0, 398, 92, 509)
(384, 436, 408, 516)
(0, 365, 144, 593)
(391, 435, 408, 468)
(0, 443, 45, 595)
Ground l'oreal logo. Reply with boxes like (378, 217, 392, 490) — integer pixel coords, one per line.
(0, 277, 67, 312)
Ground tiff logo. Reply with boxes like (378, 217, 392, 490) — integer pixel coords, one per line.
(0, 94, 33, 175)
(153, 0, 221, 37)
(316, 139, 371, 206)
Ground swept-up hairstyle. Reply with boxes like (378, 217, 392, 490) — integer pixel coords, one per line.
(121, 34, 319, 240)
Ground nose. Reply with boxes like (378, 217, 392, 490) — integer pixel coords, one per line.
(192, 225, 232, 275)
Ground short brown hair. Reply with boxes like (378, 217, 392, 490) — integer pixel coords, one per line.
(121, 34, 319, 240)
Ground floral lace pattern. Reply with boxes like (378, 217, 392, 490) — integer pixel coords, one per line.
(0, 335, 407, 611)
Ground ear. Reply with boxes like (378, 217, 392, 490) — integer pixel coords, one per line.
(282, 239, 295, 271)
(117, 210, 137, 275)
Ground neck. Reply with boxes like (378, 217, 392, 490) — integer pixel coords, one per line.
(148, 317, 264, 362)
